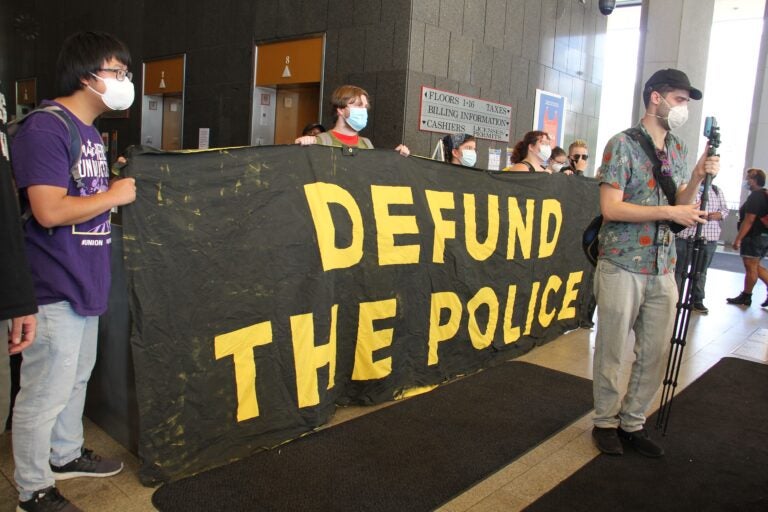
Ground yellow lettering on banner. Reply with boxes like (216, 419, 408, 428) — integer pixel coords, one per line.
(502, 284, 522, 344)
(467, 287, 499, 350)
(427, 291, 463, 365)
(538, 275, 562, 328)
(304, 183, 363, 271)
(464, 194, 500, 261)
(352, 299, 397, 380)
(290, 305, 338, 408)
(425, 190, 456, 264)
(558, 271, 583, 320)
(507, 198, 535, 259)
(538, 199, 563, 258)
(524, 281, 540, 336)
(214, 321, 273, 422)
(371, 185, 420, 265)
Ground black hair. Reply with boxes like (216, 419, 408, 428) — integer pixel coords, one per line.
(551, 146, 566, 160)
(442, 133, 475, 163)
(642, 84, 675, 108)
(56, 31, 132, 97)
(302, 122, 326, 136)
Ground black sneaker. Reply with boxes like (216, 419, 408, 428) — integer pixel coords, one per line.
(592, 426, 623, 455)
(17, 486, 81, 512)
(50, 448, 123, 480)
(617, 427, 665, 457)
(692, 302, 709, 314)
(726, 292, 752, 306)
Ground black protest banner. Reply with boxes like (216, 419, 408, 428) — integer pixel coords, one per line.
(122, 145, 599, 484)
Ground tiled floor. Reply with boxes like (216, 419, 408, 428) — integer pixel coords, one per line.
(1, 266, 766, 512)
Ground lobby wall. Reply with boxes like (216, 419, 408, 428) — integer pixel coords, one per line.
(405, 0, 607, 168)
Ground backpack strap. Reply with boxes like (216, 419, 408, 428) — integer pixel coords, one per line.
(8, 106, 83, 228)
(315, 132, 335, 147)
(9, 106, 83, 189)
(523, 161, 537, 173)
(315, 131, 374, 149)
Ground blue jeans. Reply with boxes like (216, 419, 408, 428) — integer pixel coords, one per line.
(674, 238, 718, 303)
(12, 301, 98, 499)
(593, 260, 677, 431)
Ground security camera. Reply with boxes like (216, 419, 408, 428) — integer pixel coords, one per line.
(599, 0, 616, 15)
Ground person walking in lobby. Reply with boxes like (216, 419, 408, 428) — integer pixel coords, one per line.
(726, 168, 768, 308)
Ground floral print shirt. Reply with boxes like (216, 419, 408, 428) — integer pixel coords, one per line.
(596, 123, 690, 275)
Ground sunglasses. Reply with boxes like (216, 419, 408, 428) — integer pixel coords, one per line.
(571, 154, 589, 161)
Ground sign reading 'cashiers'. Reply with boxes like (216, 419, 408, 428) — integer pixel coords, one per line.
(419, 86, 513, 142)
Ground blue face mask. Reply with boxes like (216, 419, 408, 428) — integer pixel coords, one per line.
(346, 107, 368, 132)
(460, 149, 477, 167)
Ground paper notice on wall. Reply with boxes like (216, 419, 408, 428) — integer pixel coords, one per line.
(198, 128, 210, 150)
(487, 148, 502, 171)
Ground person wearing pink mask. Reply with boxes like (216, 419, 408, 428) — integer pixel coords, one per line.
(505, 130, 552, 173)
(295, 85, 409, 156)
(10, 31, 136, 512)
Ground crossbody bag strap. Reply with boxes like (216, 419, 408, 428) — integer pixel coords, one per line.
(624, 128, 677, 207)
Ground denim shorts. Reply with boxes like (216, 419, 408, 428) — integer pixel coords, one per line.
(740, 233, 768, 259)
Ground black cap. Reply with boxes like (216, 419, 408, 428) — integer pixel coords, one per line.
(644, 68, 702, 100)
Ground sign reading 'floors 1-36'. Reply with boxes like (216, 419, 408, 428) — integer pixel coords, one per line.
(419, 86, 512, 142)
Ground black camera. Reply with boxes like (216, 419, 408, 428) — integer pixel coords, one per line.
(599, 0, 616, 15)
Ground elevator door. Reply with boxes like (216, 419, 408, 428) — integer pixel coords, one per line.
(274, 85, 320, 145)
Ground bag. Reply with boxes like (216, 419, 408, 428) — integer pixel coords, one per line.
(582, 214, 603, 266)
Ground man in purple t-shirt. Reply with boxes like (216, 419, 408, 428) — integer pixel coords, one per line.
(10, 31, 137, 512)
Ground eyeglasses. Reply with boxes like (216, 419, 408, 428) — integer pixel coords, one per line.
(571, 154, 589, 161)
(97, 68, 133, 82)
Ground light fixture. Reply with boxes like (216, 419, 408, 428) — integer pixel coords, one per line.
(159, 71, 166, 89)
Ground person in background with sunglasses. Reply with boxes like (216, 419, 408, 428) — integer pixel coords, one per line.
(560, 139, 590, 176)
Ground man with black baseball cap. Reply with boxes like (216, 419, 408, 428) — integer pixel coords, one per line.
(590, 68, 719, 459)
(643, 68, 703, 104)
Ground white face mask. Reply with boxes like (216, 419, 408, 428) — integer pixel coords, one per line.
(459, 149, 477, 167)
(536, 144, 552, 162)
(661, 96, 688, 131)
(551, 162, 565, 173)
(89, 73, 135, 111)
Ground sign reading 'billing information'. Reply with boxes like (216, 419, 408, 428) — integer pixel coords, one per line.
(419, 86, 512, 142)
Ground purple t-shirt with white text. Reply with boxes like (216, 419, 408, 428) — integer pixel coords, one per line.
(11, 100, 112, 316)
